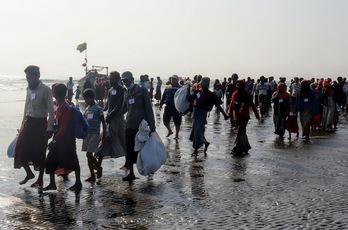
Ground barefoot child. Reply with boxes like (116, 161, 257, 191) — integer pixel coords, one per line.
(44, 84, 82, 192)
(82, 89, 106, 182)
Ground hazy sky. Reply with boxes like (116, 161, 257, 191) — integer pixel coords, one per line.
(1, 0, 347, 80)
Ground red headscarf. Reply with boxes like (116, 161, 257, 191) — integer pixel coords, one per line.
(272, 82, 289, 100)
(322, 79, 333, 96)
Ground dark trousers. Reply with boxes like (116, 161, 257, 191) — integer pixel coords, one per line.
(125, 128, 139, 165)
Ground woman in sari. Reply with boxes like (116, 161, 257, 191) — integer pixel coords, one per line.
(321, 79, 335, 132)
(310, 82, 322, 130)
(228, 80, 260, 156)
(271, 83, 290, 139)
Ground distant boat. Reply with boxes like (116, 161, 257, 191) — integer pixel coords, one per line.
(77, 65, 109, 91)
(77, 71, 96, 90)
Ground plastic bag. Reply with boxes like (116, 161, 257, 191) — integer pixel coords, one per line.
(136, 132, 167, 176)
(7, 136, 18, 158)
(134, 120, 150, 152)
(174, 85, 190, 114)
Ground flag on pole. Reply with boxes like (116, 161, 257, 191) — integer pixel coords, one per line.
(76, 42, 87, 53)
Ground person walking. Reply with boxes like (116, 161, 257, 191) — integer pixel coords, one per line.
(66, 76, 74, 102)
(43, 84, 82, 192)
(155, 76, 162, 104)
(149, 77, 154, 101)
(159, 75, 182, 139)
(228, 80, 260, 156)
(188, 77, 229, 156)
(102, 71, 127, 169)
(82, 89, 106, 182)
(121, 71, 156, 181)
(271, 83, 290, 139)
(14, 65, 54, 188)
(321, 79, 335, 132)
(294, 80, 319, 142)
(74, 86, 81, 105)
(256, 76, 271, 118)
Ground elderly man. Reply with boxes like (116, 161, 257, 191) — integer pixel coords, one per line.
(14, 65, 54, 187)
(121, 71, 156, 181)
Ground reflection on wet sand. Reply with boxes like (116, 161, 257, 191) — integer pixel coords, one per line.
(2, 105, 348, 229)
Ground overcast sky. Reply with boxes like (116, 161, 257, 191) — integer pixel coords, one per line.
(1, 0, 347, 80)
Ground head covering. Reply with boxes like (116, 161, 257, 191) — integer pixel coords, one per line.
(236, 80, 246, 90)
(24, 65, 40, 77)
(300, 80, 310, 96)
(310, 82, 318, 89)
(199, 77, 210, 88)
(193, 82, 199, 91)
(322, 79, 333, 96)
(323, 79, 330, 87)
(318, 79, 323, 86)
(277, 82, 286, 93)
(121, 71, 133, 80)
(274, 82, 290, 99)
(232, 80, 249, 103)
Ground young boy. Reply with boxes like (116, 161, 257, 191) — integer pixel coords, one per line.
(82, 89, 106, 182)
(44, 83, 82, 192)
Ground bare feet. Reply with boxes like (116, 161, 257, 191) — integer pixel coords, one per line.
(204, 142, 210, 152)
(30, 180, 43, 188)
(85, 177, 96, 182)
(122, 174, 136, 182)
(43, 184, 57, 191)
(19, 174, 35, 185)
(191, 149, 198, 157)
(68, 183, 82, 192)
(166, 131, 173, 137)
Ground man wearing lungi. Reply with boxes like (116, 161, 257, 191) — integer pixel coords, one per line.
(14, 65, 54, 188)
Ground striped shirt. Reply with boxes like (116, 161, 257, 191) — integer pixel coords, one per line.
(84, 104, 104, 134)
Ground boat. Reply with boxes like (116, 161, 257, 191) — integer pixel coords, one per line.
(77, 65, 109, 91)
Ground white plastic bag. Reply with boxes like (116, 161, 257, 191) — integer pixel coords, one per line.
(136, 132, 167, 176)
(7, 136, 18, 158)
(134, 120, 150, 152)
(174, 85, 190, 114)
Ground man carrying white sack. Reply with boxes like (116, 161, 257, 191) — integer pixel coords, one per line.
(121, 71, 156, 182)
(159, 74, 182, 139)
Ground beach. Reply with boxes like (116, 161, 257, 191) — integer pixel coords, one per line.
(1, 76, 348, 229)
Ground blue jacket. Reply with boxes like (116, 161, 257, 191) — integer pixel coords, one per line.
(160, 85, 181, 108)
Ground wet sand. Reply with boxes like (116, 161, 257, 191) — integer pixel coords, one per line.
(1, 96, 348, 229)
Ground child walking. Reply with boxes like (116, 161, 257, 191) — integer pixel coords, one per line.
(82, 89, 106, 182)
(44, 84, 82, 192)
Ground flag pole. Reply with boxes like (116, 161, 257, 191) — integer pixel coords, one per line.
(85, 48, 88, 75)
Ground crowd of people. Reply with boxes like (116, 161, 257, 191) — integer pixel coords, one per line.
(13, 65, 347, 192)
